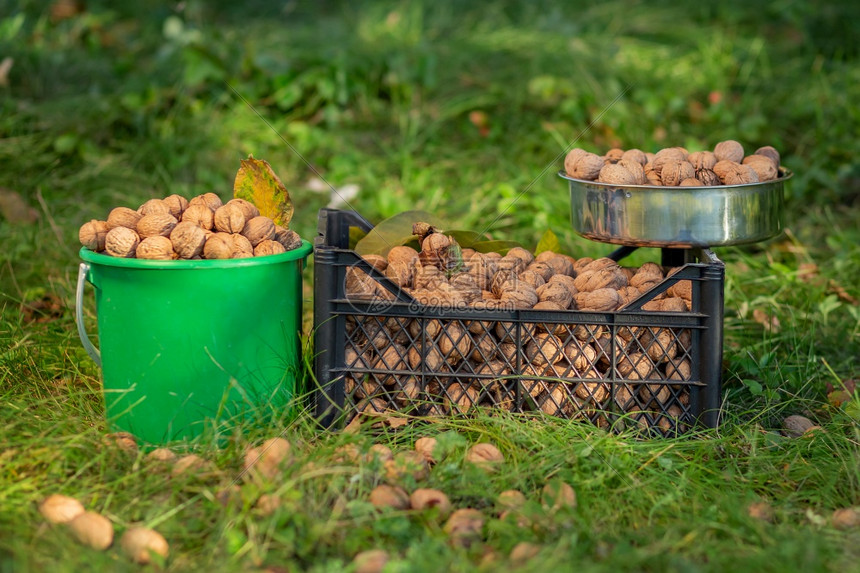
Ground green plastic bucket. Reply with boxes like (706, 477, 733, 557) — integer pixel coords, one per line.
(76, 241, 313, 445)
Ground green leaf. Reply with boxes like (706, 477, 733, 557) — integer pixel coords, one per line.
(355, 210, 447, 257)
(470, 239, 523, 255)
(446, 230, 485, 249)
(535, 228, 561, 255)
(348, 227, 367, 250)
(233, 155, 294, 227)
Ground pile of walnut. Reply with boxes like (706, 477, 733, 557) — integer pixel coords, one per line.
(564, 141, 781, 186)
(343, 232, 695, 433)
(78, 193, 302, 259)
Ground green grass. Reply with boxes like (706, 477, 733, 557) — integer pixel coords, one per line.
(1, 0, 859, 571)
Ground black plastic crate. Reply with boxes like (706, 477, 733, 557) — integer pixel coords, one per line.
(313, 208, 725, 435)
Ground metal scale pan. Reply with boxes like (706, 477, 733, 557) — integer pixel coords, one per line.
(560, 167, 792, 248)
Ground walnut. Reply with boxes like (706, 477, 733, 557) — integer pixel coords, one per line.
(465, 442, 504, 468)
(79, 220, 110, 251)
(573, 288, 622, 311)
(120, 527, 169, 565)
(369, 484, 410, 509)
(686, 151, 717, 171)
(621, 148, 647, 165)
(241, 216, 276, 246)
(107, 207, 143, 229)
(644, 163, 662, 185)
(105, 226, 139, 257)
(604, 147, 624, 164)
(564, 341, 597, 371)
(544, 255, 575, 277)
(581, 257, 618, 273)
(225, 198, 259, 220)
(437, 322, 471, 364)
(384, 450, 429, 482)
(538, 383, 577, 417)
(68, 511, 114, 550)
(407, 343, 446, 371)
(536, 282, 573, 308)
(619, 159, 646, 184)
(136, 212, 177, 239)
(721, 162, 759, 185)
(444, 382, 480, 414)
(679, 178, 703, 187)
(568, 152, 604, 180)
(754, 145, 780, 166)
(525, 333, 566, 366)
(666, 358, 691, 381)
(548, 274, 578, 297)
(180, 204, 214, 230)
(444, 508, 484, 548)
(640, 383, 670, 405)
(273, 226, 303, 251)
(414, 265, 447, 290)
(410, 488, 452, 517)
(742, 155, 778, 181)
(231, 233, 254, 258)
(449, 273, 481, 304)
(162, 194, 188, 219)
(525, 261, 553, 282)
(598, 163, 637, 185)
(660, 159, 696, 186)
(575, 379, 608, 403)
(651, 147, 688, 177)
(506, 247, 535, 267)
(573, 267, 627, 292)
(137, 198, 170, 216)
(469, 334, 499, 362)
(499, 283, 538, 308)
(668, 279, 692, 301)
(617, 352, 655, 379)
(542, 480, 577, 511)
(242, 437, 292, 480)
(214, 203, 246, 233)
(202, 232, 233, 259)
(572, 256, 593, 273)
(39, 494, 85, 524)
(136, 236, 175, 260)
(696, 168, 721, 186)
(638, 328, 677, 362)
(465, 253, 497, 289)
(713, 140, 744, 163)
(254, 239, 286, 257)
(518, 269, 546, 289)
(188, 192, 223, 212)
(563, 148, 587, 176)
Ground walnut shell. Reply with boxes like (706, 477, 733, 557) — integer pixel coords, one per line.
(79, 220, 110, 251)
(254, 239, 286, 257)
(68, 511, 114, 551)
(107, 207, 143, 230)
(724, 163, 759, 185)
(548, 274, 578, 297)
(696, 168, 721, 186)
(162, 194, 188, 220)
(170, 221, 207, 259)
(651, 148, 688, 177)
(444, 382, 480, 414)
(563, 148, 587, 176)
(536, 282, 573, 308)
(568, 152, 604, 180)
(105, 226, 140, 258)
(754, 146, 780, 166)
(225, 198, 260, 220)
(444, 508, 484, 547)
(500, 283, 538, 309)
(449, 273, 481, 304)
(604, 147, 624, 164)
(136, 212, 177, 239)
(231, 233, 254, 258)
(644, 163, 662, 185)
(621, 148, 647, 165)
(214, 203, 246, 233)
(598, 163, 637, 185)
(136, 236, 175, 260)
(120, 527, 169, 565)
(465, 442, 504, 467)
(518, 269, 546, 289)
(544, 255, 575, 277)
(686, 151, 716, 171)
(713, 140, 744, 163)
(573, 267, 627, 292)
(506, 247, 535, 267)
(742, 155, 778, 181)
(679, 178, 703, 187)
(410, 488, 452, 517)
(660, 159, 696, 186)
(241, 216, 276, 246)
(526, 261, 554, 281)
(181, 203, 215, 230)
(525, 333, 566, 366)
(573, 288, 622, 311)
(272, 226, 302, 251)
(618, 159, 647, 184)
(39, 494, 85, 524)
(137, 198, 170, 216)
(202, 232, 233, 259)
(369, 484, 410, 509)
(188, 192, 223, 212)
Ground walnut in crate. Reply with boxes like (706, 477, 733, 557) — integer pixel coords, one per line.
(499, 283, 538, 309)
(385, 246, 419, 288)
(525, 333, 566, 366)
(637, 328, 677, 363)
(538, 383, 581, 417)
(444, 382, 480, 415)
(518, 269, 546, 289)
(574, 288, 622, 311)
(105, 226, 139, 258)
(79, 220, 110, 252)
(617, 352, 657, 380)
(469, 332, 499, 362)
(373, 343, 410, 386)
(564, 340, 598, 372)
(170, 221, 206, 259)
(408, 343, 446, 372)
(436, 322, 472, 365)
(543, 254, 575, 277)
(666, 358, 692, 381)
(345, 376, 383, 400)
(414, 265, 447, 290)
(639, 383, 671, 406)
(393, 377, 422, 408)
(536, 282, 573, 309)
(573, 264, 627, 292)
(449, 273, 482, 304)
(136, 236, 175, 260)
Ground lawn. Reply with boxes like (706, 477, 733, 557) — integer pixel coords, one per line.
(1, 1, 858, 571)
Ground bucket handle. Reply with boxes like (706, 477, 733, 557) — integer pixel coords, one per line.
(75, 262, 101, 368)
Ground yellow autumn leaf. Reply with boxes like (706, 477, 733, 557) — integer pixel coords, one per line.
(232, 156, 294, 227)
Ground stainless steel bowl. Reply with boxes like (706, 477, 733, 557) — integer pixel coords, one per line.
(560, 167, 792, 247)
